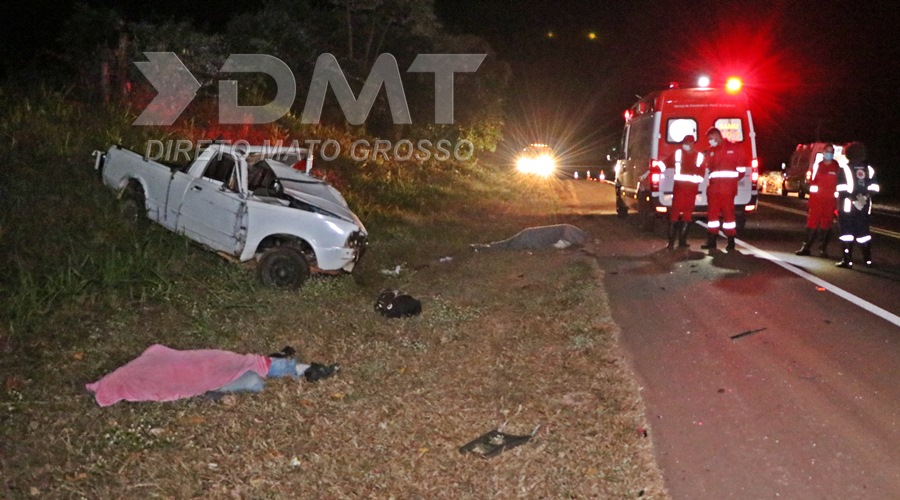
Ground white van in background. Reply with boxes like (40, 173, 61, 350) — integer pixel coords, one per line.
(782, 142, 849, 198)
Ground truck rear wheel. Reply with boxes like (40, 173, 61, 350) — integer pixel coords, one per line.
(637, 191, 656, 232)
(615, 186, 628, 218)
(257, 246, 310, 289)
(736, 214, 747, 235)
(120, 185, 148, 228)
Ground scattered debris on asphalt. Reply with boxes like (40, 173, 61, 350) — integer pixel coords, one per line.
(730, 327, 768, 340)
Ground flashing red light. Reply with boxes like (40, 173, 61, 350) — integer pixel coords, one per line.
(650, 160, 666, 186)
(725, 77, 743, 93)
(624, 109, 633, 122)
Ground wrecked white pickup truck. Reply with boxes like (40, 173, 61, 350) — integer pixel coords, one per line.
(93, 142, 367, 288)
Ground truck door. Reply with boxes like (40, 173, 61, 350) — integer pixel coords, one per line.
(175, 154, 248, 255)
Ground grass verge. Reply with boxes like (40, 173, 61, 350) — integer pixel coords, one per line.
(0, 89, 667, 497)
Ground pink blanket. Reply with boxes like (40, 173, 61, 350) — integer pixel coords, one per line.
(86, 344, 271, 406)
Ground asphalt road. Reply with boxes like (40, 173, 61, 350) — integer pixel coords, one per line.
(553, 180, 900, 499)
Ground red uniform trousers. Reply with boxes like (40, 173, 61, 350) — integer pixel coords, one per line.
(670, 181, 699, 222)
(706, 179, 738, 236)
(806, 192, 836, 230)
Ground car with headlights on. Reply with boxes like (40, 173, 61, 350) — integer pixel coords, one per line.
(516, 143, 556, 177)
(758, 170, 784, 194)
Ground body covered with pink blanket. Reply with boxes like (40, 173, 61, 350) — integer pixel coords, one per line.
(86, 344, 271, 406)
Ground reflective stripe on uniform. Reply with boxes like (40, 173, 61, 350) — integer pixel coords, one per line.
(840, 234, 855, 242)
(837, 165, 853, 192)
(809, 185, 819, 193)
(843, 198, 852, 213)
(722, 221, 737, 230)
(708, 220, 721, 229)
(673, 174, 703, 183)
(857, 235, 872, 243)
(709, 171, 739, 179)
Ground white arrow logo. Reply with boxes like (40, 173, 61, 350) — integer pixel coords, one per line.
(133, 52, 201, 126)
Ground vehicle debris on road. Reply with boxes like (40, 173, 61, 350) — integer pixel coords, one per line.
(729, 327, 768, 340)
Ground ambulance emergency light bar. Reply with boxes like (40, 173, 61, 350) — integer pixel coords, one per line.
(695, 75, 742, 92)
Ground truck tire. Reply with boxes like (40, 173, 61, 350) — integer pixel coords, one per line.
(615, 186, 628, 218)
(257, 246, 310, 289)
(120, 185, 148, 228)
(736, 214, 747, 235)
(637, 191, 655, 232)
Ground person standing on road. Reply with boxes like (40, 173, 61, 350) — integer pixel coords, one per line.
(664, 135, 706, 249)
(796, 143, 841, 256)
(702, 127, 746, 251)
(835, 141, 879, 268)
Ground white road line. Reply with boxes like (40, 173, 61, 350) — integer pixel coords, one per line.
(696, 222, 900, 328)
(758, 200, 900, 240)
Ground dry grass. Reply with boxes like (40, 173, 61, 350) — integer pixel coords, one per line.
(0, 178, 667, 498)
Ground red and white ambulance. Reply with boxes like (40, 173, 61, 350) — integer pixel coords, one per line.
(614, 79, 760, 231)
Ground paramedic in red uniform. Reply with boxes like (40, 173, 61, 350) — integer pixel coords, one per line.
(834, 142, 879, 268)
(702, 127, 746, 251)
(664, 135, 706, 249)
(795, 143, 841, 256)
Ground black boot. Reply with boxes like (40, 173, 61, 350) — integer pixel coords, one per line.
(818, 229, 831, 257)
(795, 228, 815, 256)
(701, 233, 717, 250)
(678, 222, 690, 248)
(835, 242, 853, 268)
(667, 221, 676, 250)
(726, 236, 736, 251)
(861, 242, 872, 267)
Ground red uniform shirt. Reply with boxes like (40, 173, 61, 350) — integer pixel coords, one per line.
(805, 159, 840, 229)
(809, 159, 840, 196)
(705, 140, 746, 190)
(665, 148, 705, 182)
(665, 147, 706, 221)
(704, 139, 745, 236)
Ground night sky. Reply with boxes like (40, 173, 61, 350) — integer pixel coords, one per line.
(4, 0, 899, 188)
(437, 0, 900, 180)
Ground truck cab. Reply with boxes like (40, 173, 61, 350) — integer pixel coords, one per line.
(614, 82, 759, 231)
